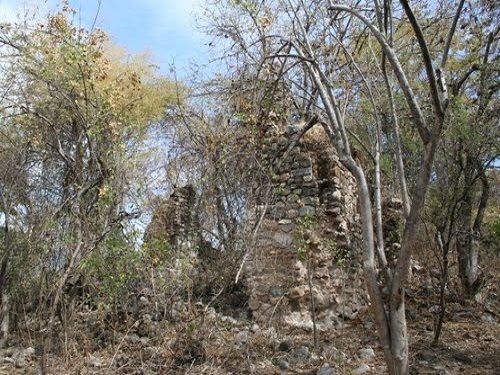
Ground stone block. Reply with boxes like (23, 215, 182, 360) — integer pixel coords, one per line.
(331, 190, 342, 201)
(299, 159, 312, 168)
(302, 196, 319, 206)
(286, 209, 299, 219)
(293, 167, 312, 177)
(299, 206, 316, 217)
(277, 137, 288, 147)
(272, 232, 294, 248)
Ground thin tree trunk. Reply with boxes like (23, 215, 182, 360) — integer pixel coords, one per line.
(0, 195, 12, 350)
(342, 157, 396, 374)
(0, 290, 9, 349)
(433, 231, 448, 344)
(457, 166, 475, 296)
(41, 223, 84, 374)
(390, 139, 440, 374)
(458, 168, 489, 295)
(383, 68, 411, 218)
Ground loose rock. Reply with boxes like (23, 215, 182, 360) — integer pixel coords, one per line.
(353, 364, 370, 374)
(86, 354, 104, 368)
(290, 345, 310, 363)
(358, 347, 375, 362)
(234, 330, 250, 347)
(317, 363, 336, 375)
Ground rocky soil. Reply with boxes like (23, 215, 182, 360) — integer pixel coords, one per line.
(0, 272, 497, 375)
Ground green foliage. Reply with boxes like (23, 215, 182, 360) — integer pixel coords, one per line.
(82, 230, 144, 307)
(142, 237, 172, 266)
(380, 154, 394, 178)
(325, 238, 351, 268)
(0, 3, 183, 325)
(275, 186, 285, 195)
(486, 217, 500, 242)
(295, 214, 316, 260)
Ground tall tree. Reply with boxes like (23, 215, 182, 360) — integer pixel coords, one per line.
(0, 6, 177, 356)
(202, 0, 493, 372)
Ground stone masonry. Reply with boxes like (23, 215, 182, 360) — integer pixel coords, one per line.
(246, 124, 368, 330)
(144, 185, 198, 256)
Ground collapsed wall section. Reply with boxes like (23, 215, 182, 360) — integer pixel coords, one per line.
(246, 124, 368, 330)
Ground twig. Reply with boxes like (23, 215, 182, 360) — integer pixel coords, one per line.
(268, 293, 287, 327)
(106, 320, 140, 373)
(235, 203, 268, 284)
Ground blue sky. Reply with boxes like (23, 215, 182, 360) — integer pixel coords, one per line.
(0, 0, 209, 74)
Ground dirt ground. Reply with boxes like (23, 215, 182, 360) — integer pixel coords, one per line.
(0, 262, 498, 374)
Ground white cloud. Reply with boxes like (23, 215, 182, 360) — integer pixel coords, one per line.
(0, 0, 20, 23)
(0, 0, 57, 24)
(141, 0, 202, 33)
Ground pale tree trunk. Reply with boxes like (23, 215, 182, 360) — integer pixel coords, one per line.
(0, 194, 12, 350)
(0, 290, 9, 349)
(346, 160, 397, 374)
(276, 1, 463, 372)
(374, 1, 411, 218)
(457, 166, 489, 296)
(383, 71, 411, 218)
(0, 256, 10, 350)
(389, 140, 439, 373)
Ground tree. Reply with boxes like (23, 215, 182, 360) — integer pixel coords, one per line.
(202, 0, 492, 372)
(0, 5, 178, 361)
(426, 6, 498, 340)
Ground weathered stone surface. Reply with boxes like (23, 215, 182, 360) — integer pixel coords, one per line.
(289, 286, 307, 301)
(286, 209, 300, 219)
(284, 311, 314, 331)
(143, 185, 197, 249)
(272, 232, 294, 248)
(293, 167, 313, 177)
(270, 287, 285, 297)
(290, 345, 310, 363)
(353, 364, 370, 374)
(234, 330, 250, 347)
(317, 364, 336, 375)
(246, 124, 364, 329)
(13, 347, 35, 368)
(277, 359, 290, 371)
(358, 347, 376, 362)
(86, 354, 104, 368)
(299, 206, 316, 217)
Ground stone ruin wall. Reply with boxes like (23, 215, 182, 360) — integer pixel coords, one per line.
(143, 124, 376, 330)
(246, 124, 370, 331)
(143, 185, 200, 261)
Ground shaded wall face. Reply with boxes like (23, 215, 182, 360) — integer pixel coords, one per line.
(143, 185, 198, 252)
(247, 125, 367, 328)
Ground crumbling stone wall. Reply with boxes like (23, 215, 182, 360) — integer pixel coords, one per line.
(144, 185, 198, 254)
(259, 125, 358, 248)
(246, 124, 368, 329)
(144, 126, 371, 329)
